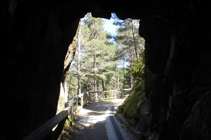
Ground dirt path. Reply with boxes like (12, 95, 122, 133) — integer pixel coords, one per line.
(59, 99, 136, 140)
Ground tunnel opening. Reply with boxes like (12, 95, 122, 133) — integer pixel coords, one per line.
(62, 12, 145, 104)
(57, 12, 146, 138)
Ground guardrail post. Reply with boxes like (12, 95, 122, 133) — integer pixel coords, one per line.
(89, 92, 91, 103)
(76, 96, 78, 112)
(81, 95, 83, 107)
(86, 92, 88, 105)
(99, 91, 101, 102)
(71, 106, 74, 120)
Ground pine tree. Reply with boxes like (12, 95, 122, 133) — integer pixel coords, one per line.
(113, 18, 144, 61)
(79, 13, 118, 94)
(113, 17, 145, 89)
(66, 14, 144, 100)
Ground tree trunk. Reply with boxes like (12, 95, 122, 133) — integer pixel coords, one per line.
(128, 48, 133, 90)
(101, 79, 106, 98)
(131, 19, 139, 60)
(118, 67, 120, 90)
(76, 19, 82, 111)
(130, 75, 133, 89)
(94, 53, 97, 101)
(101, 79, 105, 91)
(77, 19, 82, 96)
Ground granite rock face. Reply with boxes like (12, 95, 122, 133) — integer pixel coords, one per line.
(1, 0, 211, 139)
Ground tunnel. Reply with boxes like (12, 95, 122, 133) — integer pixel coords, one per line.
(1, 0, 211, 140)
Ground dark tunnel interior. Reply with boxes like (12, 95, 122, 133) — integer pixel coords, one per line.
(1, 0, 211, 139)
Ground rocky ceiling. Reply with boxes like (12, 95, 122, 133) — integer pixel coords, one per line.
(1, 0, 211, 140)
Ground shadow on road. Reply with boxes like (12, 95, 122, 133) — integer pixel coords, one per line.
(59, 99, 127, 140)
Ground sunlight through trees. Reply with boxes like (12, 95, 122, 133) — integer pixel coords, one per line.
(66, 13, 145, 99)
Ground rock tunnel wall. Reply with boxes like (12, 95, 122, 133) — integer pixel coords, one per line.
(1, 0, 85, 139)
(1, 0, 211, 139)
(138, 2, 211, 139)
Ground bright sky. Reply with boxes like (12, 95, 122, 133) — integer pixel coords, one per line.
(102, 12, 123, 35)
(103, 18, 129, 68)
(103, 18, 117, 35)
(102, 15, 130, 68)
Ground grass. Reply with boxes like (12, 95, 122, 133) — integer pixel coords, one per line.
(58, 115, 76, 140)
(117, 80, 146, 122)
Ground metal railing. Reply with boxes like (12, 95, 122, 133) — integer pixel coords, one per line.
(22, 89, 131, 140)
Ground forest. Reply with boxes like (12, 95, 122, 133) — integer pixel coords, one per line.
(65, 13, 145, 104)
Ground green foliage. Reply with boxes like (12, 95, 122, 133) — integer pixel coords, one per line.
(131, 52, 145, 80)
(105, 92, 112, 98)
(113, 18, 145, 61)
(66, 13, 124, 99)
(79, 13, 119, 92)
(65, 13, 145, 102)
(117, 83, 145, 120)
(65, 70, 78, 99)
(118, 52, 145, 121)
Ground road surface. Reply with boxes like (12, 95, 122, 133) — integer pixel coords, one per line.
(61, 98, 136, 140)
